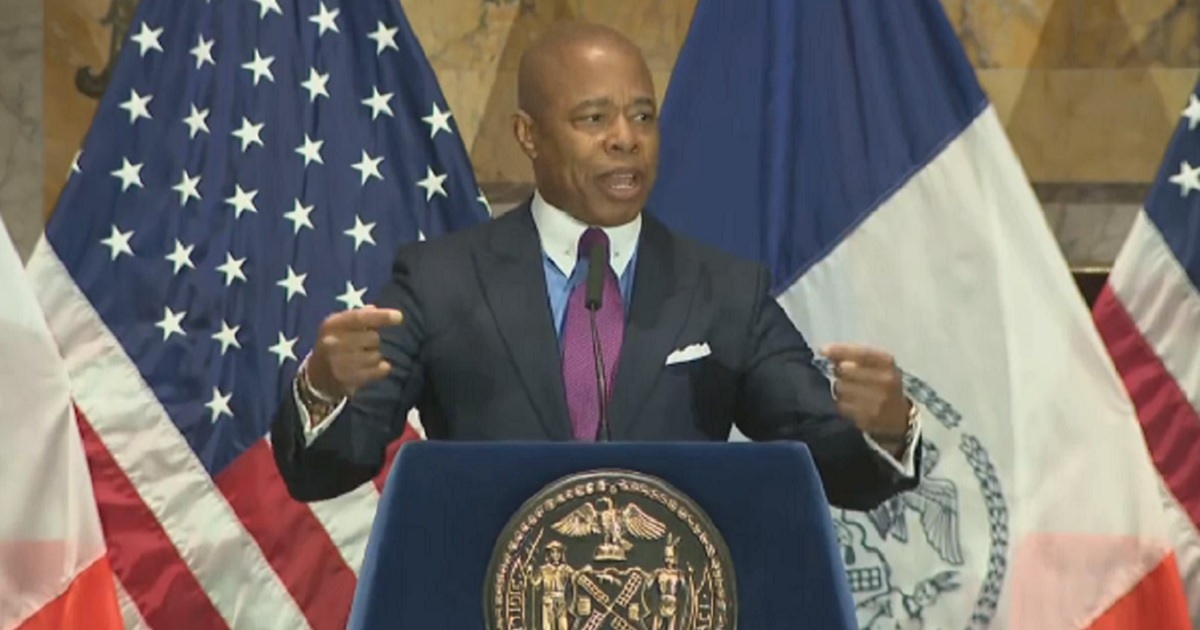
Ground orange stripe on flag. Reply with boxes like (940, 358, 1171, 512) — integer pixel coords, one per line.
(1087, 554, 1192, 630)
(15, 556, 122, 630)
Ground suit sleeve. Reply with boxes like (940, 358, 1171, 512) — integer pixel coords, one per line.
(271, 248, 428, 502)
(733, 265, 920, 511)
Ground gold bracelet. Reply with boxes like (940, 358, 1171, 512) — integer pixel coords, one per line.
(300, 362, 342, 404)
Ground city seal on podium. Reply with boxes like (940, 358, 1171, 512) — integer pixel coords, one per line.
(484, 469, 737, 630)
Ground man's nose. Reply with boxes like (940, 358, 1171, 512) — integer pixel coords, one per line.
(606, 116, 640, 154)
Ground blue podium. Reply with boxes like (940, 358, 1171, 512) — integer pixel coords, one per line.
(347, 441, 857, 629)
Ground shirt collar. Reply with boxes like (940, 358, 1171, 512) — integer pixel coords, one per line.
(530, 189, 641, 278)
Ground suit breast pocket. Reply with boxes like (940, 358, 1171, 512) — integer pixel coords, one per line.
(661, 352, 737, 418)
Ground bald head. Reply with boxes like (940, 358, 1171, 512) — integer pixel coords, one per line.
(511, 22, 660, 227)
(517, 22, 650, 121)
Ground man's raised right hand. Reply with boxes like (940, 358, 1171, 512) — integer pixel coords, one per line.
(305, 305, 405, 399)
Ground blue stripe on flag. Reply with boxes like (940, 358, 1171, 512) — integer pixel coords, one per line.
(648, 0, 988, 292)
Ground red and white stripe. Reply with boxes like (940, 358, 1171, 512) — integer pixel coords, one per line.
(25, 238, 420, 629)
(1093, 209, 1200, 625)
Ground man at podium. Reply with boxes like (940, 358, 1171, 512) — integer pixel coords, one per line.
(271, 22, 923, 512)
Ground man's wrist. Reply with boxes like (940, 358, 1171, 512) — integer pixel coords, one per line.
(868, 400, 917, 451)
(297, 359, 344, 422)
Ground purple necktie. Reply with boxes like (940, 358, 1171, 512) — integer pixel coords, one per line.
(561, 228, 624, 441)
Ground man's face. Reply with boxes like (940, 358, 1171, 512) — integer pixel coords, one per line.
(519, 41, 659, 227)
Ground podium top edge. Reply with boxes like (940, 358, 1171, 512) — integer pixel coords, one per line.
(393, 441, 814, 456)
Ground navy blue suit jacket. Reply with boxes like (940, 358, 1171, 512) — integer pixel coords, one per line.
(271, 203, 920, 509)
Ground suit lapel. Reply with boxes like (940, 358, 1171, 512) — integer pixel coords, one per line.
(608, 215, 700, 437)
(473, 204, 573, 440)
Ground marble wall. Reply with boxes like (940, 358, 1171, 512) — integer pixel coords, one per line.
(0, 0, 43, 261)
(946, 0, 1200, 267)
(16, 0, 1200, 267)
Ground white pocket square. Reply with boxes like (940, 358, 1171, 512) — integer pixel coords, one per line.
(665, 343, 711, 365)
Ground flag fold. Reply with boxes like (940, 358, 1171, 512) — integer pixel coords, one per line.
(651, 0, 1193, 627)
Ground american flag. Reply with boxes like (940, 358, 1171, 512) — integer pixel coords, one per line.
(1093, 79, 1200, 624)
(25, 0, 489, 627)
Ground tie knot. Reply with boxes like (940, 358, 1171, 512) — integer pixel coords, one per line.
(577, 228, 609, 261)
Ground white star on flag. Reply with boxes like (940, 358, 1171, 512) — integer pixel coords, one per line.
(302, 68, 330, 102)
(120, 89, 153, 124)
(336, 281, 367, 309)
(268, 332, 298, 365)
(277, 266, 308, 302)
(155, 306, 187, 341)
(111, 158, 145, 192)
(1182, 94, 1200, 132)
(344, 216, 377, 251)
(172, 170, 202, 205)
(284, 200, 315, 234)
(226, 185, 259, 218)
(352, 150, 384, 185)
(184, 104, 210, 138)
(1169, 160, 1200, 197)
(296, 134, 324, 166)
(362, 87, 394, 120)
(205, 388, 234, 422)
(232, 117, 265, 152)
(250, 0, 283, 19)
(423, 103, 453, 138)
(368, 21, 398, 55)
(212, 321, 241, 355)
(100, 225, 134, 260)
(131, 23, 164, 57)
(190, 35, 215, 69)
(216, 253, 247, 286)
(165, 240, 196, 275)
(310, 2, 340, 36)
(417, 166, 448, 201)
(242, 49, 276, 85)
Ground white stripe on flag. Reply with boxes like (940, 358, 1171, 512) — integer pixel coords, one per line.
(1108, 210, 1200, 413)
(775, 106, 1176, 627)
(1159, 475, 1200, 610)
(307, 484, 380, 575)
(27, 243, 309, 630)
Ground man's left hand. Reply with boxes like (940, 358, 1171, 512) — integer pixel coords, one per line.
(820, 343, 911, 444)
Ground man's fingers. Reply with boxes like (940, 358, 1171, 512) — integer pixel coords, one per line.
(338, 360, 392, 392)
(833, 360, 900, 387)
(323, 330, 382, 352)
(347, 306, 404, 331)
(331, 350, 385, 374)
(821, 343, 895, 369)
(831, 379, 881, 404)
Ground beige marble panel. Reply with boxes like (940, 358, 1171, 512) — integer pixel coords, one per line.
(401, 0, 524, 71)
(42, 0, 113, 220)
(1149, 68, 1200, 128)
(1, 0, 44, 260)
(413, 0, 695, 151)
(976, 69, 1029, 125)
(939, 0, 1200, 69)
(1005, 70, 1176, 182)
(438, 0, 697, 73)
(938, 0, 1050, 68)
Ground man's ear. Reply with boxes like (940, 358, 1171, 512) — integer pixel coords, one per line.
(512, 110, 537, 159)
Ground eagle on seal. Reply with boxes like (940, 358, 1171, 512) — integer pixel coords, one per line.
(551, 497, 667, 561)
